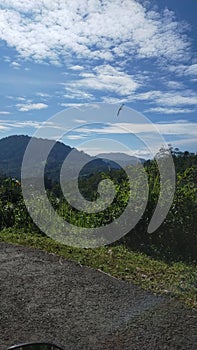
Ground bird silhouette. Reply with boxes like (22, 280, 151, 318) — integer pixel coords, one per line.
(117, 103, 124, 116)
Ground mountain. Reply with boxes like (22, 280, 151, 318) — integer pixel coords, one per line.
(0, 135, 145, 182)
(96, 152, 145, 167)
(0, 135, 70, 180)
(0, 135, 115, 181)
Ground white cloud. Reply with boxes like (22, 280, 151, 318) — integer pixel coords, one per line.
(3, 55, 11, 62)
(66, 134, 87, 140)
(0, 119, 61, 130)
(169, 63, 197, 77)
(165, 81, 184, 90)
(63, 87, 93, 100)
(60, 103, 84, 108)
(0, 0, 196, 118)
(102, 97, 126, 104)
(157, 93, 197, 107)
(132, 90, 197, 107)
(36, 92, 50, 98)
(156, 123, 197, 137)
(157, 119, 190, 124)
(70, 65, 84, 71)
(185, 64, 197, 76)
(16, 102, 48, 112)
(0, 125, 9, 130)
(65, 121, 197, 139)
(74, 119, 87, 124)
(70, 64, 140, 96)
(6, 95, 27, 101)
(0, 119, 40, 130)
(0, 0, 191, 65)
(170, 137, 197, 150)
(146, 107, 195, 114)
(0, 111, 10, 115)
(10, 61, 21, 69)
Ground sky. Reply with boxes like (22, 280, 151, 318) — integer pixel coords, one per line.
(0, 0, 196, 158)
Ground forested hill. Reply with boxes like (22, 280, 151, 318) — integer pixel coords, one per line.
(0, 135, 75, 180)
(0, 135, 113, 180)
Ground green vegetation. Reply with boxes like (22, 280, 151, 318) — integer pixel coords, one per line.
(0, 228, 196, 308)
(0, 147, 196, 308)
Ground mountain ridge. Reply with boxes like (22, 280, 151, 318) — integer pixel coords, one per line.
(0, 135, 145, 180)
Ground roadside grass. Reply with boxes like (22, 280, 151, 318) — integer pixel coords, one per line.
(0, 228, 196, 308)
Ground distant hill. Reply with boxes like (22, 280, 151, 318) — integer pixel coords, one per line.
(97, 152, 145, 167)
(0, 135, 118, 181)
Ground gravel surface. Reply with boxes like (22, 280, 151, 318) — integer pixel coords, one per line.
(0, 242, 196, 350)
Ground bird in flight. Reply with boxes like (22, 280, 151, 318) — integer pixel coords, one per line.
(117, 103, 124, 116)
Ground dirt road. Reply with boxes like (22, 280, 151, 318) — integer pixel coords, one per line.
(0, 242, 196, 349)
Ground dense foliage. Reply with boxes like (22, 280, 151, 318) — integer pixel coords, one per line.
(124, 149, 197, 262)
(0, 148, 196, 263)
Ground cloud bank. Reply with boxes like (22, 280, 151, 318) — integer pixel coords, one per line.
(0, 0, 191, 65)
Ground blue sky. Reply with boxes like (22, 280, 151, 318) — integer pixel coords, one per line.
(0, 0, 196, 158)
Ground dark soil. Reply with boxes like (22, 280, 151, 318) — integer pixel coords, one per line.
(0, 242, 196, 350)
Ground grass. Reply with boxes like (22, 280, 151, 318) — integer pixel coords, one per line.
(0, 228, 196, 308)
